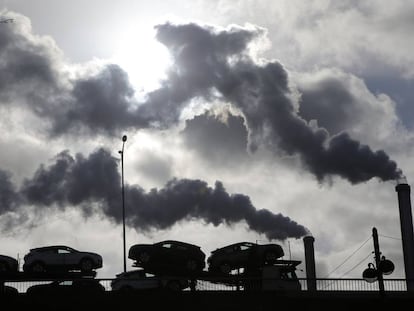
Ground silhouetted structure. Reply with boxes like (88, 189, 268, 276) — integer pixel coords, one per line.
(303, 236, 316, 291)
(395, 182, 414, 291)
(119, 135, 127, 273)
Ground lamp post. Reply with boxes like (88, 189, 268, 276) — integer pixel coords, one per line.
(119, 135, 127, 273)
(372, 227, 385, 294)
(362, 227, 394, 296)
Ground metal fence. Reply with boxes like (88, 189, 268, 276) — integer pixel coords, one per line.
(299, 278, 407, 292)
(2, 277, 410, 293)
(194, 277, 409, 292)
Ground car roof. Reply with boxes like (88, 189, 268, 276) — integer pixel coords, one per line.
(213, 241, 284, 250)
(29, 245, 76, 252)
(0, 254, 17, 260)
(213, 242, 255, 251)
(155, 240, 200, 248)
(115, 270, 146, 278)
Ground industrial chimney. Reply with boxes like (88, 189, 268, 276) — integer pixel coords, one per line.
(395, 180, 414, 291)
(303, 235, 317, 291)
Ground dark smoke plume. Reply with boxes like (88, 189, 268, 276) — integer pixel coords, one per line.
(0, 13, 402, 183)
(0, 169, 20, 213)
(17, 148, 308, 240)
(150, 22, 402, 183)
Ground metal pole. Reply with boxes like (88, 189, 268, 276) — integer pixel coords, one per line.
(120, 135, 127, 273)
(372, 227, 385, 295)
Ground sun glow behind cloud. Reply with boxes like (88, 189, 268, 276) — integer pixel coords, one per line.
(111, 25, 172, 97)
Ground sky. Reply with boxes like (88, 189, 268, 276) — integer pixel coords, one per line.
(0, 0, 413, 281)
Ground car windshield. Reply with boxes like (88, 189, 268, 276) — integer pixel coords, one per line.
(240, 243, 253, 251)
(63, 246, 77, 252)
(160, 243, 173, 249)
(58, 248, 72, 254)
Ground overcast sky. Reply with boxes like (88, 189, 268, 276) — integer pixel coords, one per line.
(1, 0, 413, 281)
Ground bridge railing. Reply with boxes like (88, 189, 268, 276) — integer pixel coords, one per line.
(2, 277, 409, 293)
(298, 278, 407, 291)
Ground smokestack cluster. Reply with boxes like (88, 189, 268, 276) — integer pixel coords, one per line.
(0, 148, 308, 241)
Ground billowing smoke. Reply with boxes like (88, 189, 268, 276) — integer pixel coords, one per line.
(0, 12, 402, 183)
(0, 169, 20, 212)
(13, 148, 307, 240)
(151, 22, 402, 183)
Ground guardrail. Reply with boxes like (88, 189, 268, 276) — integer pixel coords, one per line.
(299, 278, 407, 292)
(194, 277, 409, 292)
(2, 277, 410, 293)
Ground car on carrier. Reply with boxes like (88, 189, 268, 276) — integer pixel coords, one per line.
(128, 240, 206, 275)
(26, 279, 105, 296)
(207, 242, 284, 274)
(111, 269, 190, 291)
(23, 245, 103, 273)
(0, 254, 19, 274)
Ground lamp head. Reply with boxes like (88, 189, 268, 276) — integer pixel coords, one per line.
(362, 263, 378, 283)
(379, 257, 395, 275)
(122, 135, 127, 142)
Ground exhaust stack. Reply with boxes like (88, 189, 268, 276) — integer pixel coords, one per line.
(396, 181, 414, 291)
(303, 236, 317, 291)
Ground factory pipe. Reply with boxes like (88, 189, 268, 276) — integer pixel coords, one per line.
(396, 181, 414, 291)
(303, 235, 317, 291)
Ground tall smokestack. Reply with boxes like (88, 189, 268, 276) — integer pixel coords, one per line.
(303, 236, 317, 291)
(395, 181, 414, 291)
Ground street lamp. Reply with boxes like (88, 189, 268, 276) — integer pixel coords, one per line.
(362, 227, 394, 296)
(119, 135, 127, 273)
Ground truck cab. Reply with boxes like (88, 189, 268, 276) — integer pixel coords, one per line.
(243, 260, 301, 291)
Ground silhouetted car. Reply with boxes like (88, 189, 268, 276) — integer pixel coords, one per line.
(207, 242, 284, 274)
(26, 279, 105, 296)
(111, 269, 190, 291)
(23, 245, 102, 273)
(0, 255, 18, 274)
(128, 240, 206, 274)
